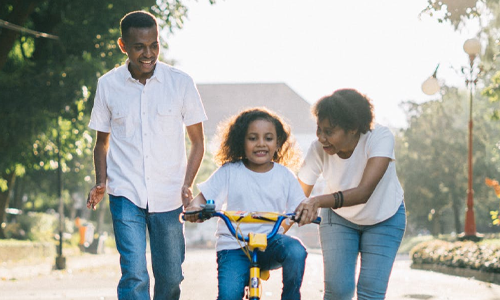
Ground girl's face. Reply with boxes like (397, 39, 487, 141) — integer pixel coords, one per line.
(243, 119, 278, 172)
(316, 118, 359, 158)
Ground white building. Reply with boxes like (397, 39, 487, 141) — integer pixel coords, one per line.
(197, 82, 317, 154)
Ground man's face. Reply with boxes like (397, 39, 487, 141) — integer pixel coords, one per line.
(118, 26, 159, 83)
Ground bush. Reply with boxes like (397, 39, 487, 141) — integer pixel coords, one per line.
(4, 212, 76, 242)
(410, 239, 500, 273)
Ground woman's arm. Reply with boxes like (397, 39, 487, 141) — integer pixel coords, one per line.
(299, 179, 314, 197)
(314, 156, 390, 208)
(295, 156, 390, 225)
(294, 179, 319, 226)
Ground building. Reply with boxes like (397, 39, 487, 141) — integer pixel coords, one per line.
(197, 82, 317, 154)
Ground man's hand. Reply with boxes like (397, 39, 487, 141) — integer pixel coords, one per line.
(87, 184, 106, 211)
(181, 185, 193, 208)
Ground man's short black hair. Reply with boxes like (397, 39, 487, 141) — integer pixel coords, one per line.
(120, 11, 158, 40)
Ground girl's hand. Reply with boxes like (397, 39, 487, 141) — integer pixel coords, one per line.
(183, 204, 204, 223)
(294, 197, 320, 226)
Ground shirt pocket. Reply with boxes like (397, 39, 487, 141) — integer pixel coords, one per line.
(157, 104, 181, 136)
(111, 108, 134, 139)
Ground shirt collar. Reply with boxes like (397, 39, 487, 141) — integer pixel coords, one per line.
(121, 59, 163, 83)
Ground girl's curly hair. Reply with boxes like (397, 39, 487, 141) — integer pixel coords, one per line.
(214, 107, 301, 170)
(313, 89, 374, 134)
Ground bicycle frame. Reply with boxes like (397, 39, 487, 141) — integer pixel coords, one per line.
(182, 199, 320, 299)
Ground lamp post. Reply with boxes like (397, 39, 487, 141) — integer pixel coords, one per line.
(421, 38, 483, 241)
(461, 38, 482, 241)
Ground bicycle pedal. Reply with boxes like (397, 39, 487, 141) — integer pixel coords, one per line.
(260, 270, 270, 281)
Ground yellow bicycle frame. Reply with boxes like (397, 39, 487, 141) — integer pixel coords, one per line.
(223, 211, 286, 223)
(223, 211, 284, 298)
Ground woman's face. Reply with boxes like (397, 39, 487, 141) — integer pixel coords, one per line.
(316, 118, 358, 157)
(243, 119, 278, 172)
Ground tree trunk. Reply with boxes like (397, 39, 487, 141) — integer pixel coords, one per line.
(0, 172, 16, 239)
(0, 0, 39, 71)
(452, 194, 462, 235)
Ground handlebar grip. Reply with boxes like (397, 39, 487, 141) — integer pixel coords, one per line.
(291, 215, 322, 225)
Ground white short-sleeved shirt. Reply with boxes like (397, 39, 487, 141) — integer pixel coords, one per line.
(88, 61, 207, 212)
(198, 161, 306, 251)
(298, 124, 404, 225)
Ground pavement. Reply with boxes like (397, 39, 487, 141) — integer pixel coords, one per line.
(1, 248, 500, 300)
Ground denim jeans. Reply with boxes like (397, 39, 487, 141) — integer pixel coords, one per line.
(216, 234, 307, 300)
(320, 202, 406, 300)
(109, 195, 185, 300)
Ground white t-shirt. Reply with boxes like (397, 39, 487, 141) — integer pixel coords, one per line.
(298, 124, 404, 225)
(88, 61, 207, 212)
(198, 161, 306, 251)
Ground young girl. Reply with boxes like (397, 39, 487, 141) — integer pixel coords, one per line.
(185, 107, 308, 300)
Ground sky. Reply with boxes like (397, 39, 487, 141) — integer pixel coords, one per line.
(164, 0, 481, 128)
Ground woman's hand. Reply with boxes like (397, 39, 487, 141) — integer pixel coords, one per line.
(294, 197, 320, 226)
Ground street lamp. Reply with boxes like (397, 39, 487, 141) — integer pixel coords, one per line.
(421, 38, 483, 241)
(461, 38, 482, 241)
(422, 64, 440, 95)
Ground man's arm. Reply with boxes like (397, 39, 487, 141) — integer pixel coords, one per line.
(87, 131, 110, 210)
(182, 122, 205, 207)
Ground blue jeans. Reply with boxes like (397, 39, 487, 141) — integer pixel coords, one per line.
(216, 234, 307, 300)
(109, 195, 185, 300)
(320, 202, 406, 300)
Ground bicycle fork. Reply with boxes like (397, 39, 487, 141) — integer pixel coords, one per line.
(248, 251, 261, 300)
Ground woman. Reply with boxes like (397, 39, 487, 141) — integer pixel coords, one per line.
(295, 89, 406, 300)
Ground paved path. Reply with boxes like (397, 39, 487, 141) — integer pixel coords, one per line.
(1, 249, 500, 299)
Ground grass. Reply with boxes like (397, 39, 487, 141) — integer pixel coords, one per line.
(398, 234, 435, 254)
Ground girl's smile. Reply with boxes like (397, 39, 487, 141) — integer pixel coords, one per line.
(244, 119, 278, 172)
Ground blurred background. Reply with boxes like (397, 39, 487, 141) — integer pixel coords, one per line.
(1, 0, 500, 262)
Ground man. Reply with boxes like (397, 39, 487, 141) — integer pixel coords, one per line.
(87, 11, 206, 300)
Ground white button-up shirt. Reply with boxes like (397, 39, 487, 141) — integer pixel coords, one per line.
(89, 61, 207, 212)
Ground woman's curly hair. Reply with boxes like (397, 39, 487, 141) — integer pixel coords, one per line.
(214, 107, 301, 170)
(313, 89, 374, 134)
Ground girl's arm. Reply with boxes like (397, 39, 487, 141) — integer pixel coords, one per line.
(295, 156, 390, 225)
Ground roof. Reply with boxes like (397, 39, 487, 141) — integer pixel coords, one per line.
(197, 83, 317, 136)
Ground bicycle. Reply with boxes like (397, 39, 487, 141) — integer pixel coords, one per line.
(181, 199, 321, 300)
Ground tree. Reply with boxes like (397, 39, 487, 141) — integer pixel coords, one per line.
(396, 86, 500, 235)
(0, 0, 211, 238)
(421, 0, 500, 118)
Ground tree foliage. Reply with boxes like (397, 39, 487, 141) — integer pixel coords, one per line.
(396, 86, 500, 235)
(0, 0, 202, 238)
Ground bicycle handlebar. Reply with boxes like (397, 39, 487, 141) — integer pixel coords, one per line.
(181, 200, 321, 243)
